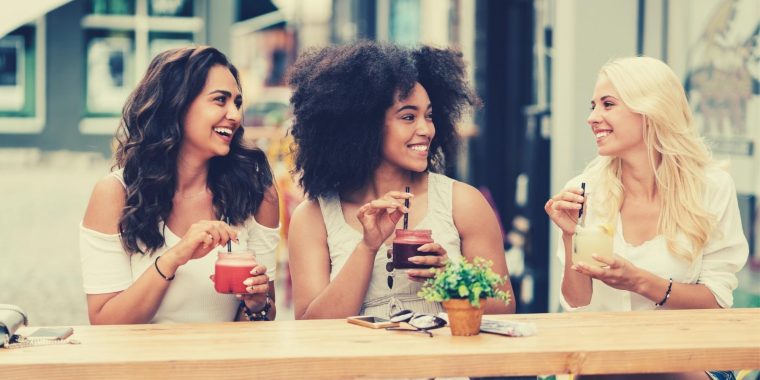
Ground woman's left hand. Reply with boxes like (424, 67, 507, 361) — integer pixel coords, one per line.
(237, 264, 270, 310)
(406, 243, 448, 281)
(572, 254, 641, 292)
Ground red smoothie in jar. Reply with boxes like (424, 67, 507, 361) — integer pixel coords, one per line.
(392, 229, 434, 269)
(214, 251, 256, 294)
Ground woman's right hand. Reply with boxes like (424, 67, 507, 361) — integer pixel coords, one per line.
(544, 187, 585, 236)
(166, 220, 239, 267)
(356, 191, 412, 251)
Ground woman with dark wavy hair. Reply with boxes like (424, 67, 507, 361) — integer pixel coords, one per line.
(288, 41, 515, 319)
(80, 46, 279, 324)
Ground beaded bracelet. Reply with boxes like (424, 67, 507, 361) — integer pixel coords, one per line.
(241, 297, 272, 321)
(655, 277, 673, 307)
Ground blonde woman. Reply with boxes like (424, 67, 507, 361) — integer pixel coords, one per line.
(545, 57, 747, 380)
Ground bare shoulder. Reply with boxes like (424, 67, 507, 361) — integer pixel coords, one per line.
(255, 185, 280, 228)
(263, 184, 280, 203)
(82, 174, 126, 234)
(452, 180, 498, 230)
(452, 180, 490, 211)
(289, 199, 327, 243)
(452, 180, 484, 201)
(291, 199, 325, 230)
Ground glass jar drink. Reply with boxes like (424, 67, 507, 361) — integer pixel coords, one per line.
(392, 229, 435, 269)
(573, 224, 614, 268)
(214, 251, 256, 294)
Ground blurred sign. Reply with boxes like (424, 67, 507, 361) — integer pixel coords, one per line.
(231, 13, 295, 129)
(685, 0, 760, 156)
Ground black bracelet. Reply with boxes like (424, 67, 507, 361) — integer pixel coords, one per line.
(655, 277, 673, 307)
(154, 256, 175, 281)
(241, 297, 272, 321)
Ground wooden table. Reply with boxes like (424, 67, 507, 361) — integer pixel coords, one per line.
(1, 309, 758, 379)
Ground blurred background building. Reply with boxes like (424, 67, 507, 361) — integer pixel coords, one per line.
(1, 0, 758, 325)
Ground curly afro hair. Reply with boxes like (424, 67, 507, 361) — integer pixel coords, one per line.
(288, 41, 479, 200)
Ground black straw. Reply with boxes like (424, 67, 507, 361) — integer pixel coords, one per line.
(403, 186, 410, 230)
(578, 182, 586, 220)
(226, 216, 232, 252)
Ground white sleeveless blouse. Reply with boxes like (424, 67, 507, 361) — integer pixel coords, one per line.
(318, 173, 462, 318)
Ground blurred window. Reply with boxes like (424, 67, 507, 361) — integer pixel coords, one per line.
(389, 0, 421, 45)
(88, 0, 136, 15)
(0, 21, 44, 133)
(84, 30, 135, 116)
(80, 0, 201, 134)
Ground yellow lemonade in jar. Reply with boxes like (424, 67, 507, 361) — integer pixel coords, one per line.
(573, 223, 614, 267)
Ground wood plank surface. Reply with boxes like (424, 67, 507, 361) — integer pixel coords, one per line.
(1, 309, 758, 379)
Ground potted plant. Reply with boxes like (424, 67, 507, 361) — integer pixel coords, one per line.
(418, 257, 511, 336)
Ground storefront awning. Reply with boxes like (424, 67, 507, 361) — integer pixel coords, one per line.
(0, 0, 72, 38)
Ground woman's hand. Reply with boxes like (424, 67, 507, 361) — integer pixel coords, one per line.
(238, 263, 270, 310)
(572, 254, 643, 292)
(544, 187, 585, 236)
(356, 191, 412, 252)
(405, 242, 448, 281)
(167, 220, 238, 266)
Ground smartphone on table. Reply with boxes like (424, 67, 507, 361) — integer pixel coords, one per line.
(27, 327, 74, 340)
(346, 316, 399, 329)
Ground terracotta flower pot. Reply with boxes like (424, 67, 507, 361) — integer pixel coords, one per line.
(442, 298, 484, 336)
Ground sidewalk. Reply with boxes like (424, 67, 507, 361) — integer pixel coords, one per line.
(0, 150, 107, 325)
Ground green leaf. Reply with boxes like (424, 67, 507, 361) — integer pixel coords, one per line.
(472, 286, 483, 300)
(417, 256, 512, 308)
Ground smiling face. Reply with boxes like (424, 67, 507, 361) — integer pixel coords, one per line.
(587, 75, 645, 158)
(381, 82, 435, 173)
(180, 64, 243, 160)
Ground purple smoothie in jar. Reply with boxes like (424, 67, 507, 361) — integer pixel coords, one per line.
(392, 229, 434, 269)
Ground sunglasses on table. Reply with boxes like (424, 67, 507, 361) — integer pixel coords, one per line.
(386, 249, 394, 289)
(385, 309, 447, 337)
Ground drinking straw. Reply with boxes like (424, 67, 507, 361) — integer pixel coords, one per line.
(403, 186, 410, 230)
(226, 216, 232, 252)
(578, 182, 586, 225)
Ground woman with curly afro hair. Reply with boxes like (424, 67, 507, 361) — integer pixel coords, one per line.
(80, 46, 279, 324)
(288, 41, 515, 319)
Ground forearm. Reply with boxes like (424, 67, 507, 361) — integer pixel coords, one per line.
(482, 287, 516, 314)
(560, 233, 593, 308)
(634, 271, 721, 309)
(89, 255, 178, 324)
(299, 242, 377, 319)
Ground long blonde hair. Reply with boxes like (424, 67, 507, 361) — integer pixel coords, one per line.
(584, 56, 714, 261)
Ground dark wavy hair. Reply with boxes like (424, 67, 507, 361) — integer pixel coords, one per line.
(288, 41, 479, 200)
(113, 46, 274, 255)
